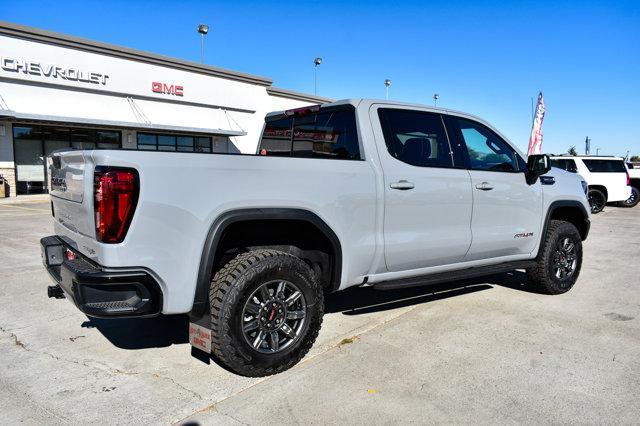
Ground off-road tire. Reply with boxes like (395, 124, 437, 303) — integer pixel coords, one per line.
(209, 249, 323, 377)
(588, 188, 606, 214)
(527, 220, 582, 295)
(618, 186, 639, 208)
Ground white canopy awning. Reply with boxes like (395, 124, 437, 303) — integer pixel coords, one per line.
(0, 80, 248, 136)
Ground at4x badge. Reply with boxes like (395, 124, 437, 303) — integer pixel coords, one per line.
(514, 232, 534, 238)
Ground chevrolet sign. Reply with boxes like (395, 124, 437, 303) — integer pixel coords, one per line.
(1, 57, 109, 85)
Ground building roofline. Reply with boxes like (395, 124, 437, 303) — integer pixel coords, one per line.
(266, 86, 333, 103)
(0, 20, 273, 86)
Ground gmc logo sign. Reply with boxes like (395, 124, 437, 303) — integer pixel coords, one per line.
(151, 81, 184, 96)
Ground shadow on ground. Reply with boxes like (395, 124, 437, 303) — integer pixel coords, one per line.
(82, 270, 534, 350)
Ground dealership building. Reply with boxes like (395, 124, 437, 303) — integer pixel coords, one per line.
(0, 21, 329, 196)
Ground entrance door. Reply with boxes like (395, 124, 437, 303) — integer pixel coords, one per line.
(372, 106, 473, 272)
(13, 126, 46, 194)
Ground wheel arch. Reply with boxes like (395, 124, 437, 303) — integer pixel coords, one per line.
(191, 208, 343, 318)
(542, 200, 590, 245)
(588, 184, 608, 199)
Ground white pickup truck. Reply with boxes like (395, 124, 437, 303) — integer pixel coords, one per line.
(41, 99, 591, 376)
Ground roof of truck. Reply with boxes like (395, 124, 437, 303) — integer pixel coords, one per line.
(265, 98, 526, 159)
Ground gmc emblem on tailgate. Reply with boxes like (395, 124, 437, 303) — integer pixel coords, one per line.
(152, 81, 184, 96)
(51, 176, 67, 192)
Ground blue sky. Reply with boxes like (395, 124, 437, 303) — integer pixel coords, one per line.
(2, 0, 638, 156)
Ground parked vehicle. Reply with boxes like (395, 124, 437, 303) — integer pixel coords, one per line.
(41, 99, 591, 376)
(549, 155, 632, 213)
(621, 163, 640, 207)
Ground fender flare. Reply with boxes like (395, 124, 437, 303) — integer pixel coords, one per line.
(537, 200, 590, 258)
(190, 208, 342, 318)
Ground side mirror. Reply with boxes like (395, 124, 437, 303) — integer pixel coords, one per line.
(526, 154, 551, 185)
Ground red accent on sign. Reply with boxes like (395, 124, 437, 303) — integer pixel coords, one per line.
(151, 81, 184, 96)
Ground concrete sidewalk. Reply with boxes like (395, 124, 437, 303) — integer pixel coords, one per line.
(0, 203, 638, 424)
(0, 193, 50, 204)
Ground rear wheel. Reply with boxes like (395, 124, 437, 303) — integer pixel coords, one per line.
(588, 188, 606, 214)
(527, 220, 582, 295)
(618, 186, 639, 208)
(209, 249, 323, 376)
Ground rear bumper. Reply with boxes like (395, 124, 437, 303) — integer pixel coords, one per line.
(40, 235, 162, 318)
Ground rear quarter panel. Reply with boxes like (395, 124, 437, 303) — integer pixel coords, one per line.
(58, 150, 378, 314)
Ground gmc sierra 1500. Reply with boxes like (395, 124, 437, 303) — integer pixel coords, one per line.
(41, 99, 590, 376)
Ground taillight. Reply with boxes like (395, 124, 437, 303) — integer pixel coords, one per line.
(94, 167, 139, 243)
(627, 171, 631, 186)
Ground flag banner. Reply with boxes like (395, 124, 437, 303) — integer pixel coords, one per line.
(528, 92, 546, 155)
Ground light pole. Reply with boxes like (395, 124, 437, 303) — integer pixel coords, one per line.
(384, 79, 391, 100)
(433, 93, 439, 107)
(197, 24, 209, 64)
(314, 57, 322, 95)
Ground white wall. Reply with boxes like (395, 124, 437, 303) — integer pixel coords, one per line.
(0, 35, 318, 154)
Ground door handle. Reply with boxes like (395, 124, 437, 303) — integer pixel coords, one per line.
(475, 182, 494, 191)
(390, 180, 415, 190)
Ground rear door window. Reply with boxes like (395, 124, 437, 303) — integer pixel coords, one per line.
(377, 108, 456, 168)
(583, 159, 626, 173)
(258, 107, 360, 160)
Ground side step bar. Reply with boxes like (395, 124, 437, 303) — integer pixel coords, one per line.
(373, 260, 536, 291)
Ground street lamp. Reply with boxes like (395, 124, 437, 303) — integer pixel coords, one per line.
(433, 93, 439, 107)
(314, 57, 322, 95)
(384, 79, 391, 100)
(197, 24, 209, 64)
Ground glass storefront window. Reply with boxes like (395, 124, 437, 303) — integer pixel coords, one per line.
(12, 124, 121, 194)
(137, 133, 157, 150)
(177, 136, 194, 152)
(158, 135, 177, 151)
(137, 133, 213, 153)
(195, 137, 212, 153)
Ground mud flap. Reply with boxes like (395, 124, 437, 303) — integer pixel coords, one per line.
(189, 313, 212, 364)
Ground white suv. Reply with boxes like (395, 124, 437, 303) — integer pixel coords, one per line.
(550, 156, 631, 213)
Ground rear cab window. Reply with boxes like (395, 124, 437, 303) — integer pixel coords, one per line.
(258, 106, 361, 160)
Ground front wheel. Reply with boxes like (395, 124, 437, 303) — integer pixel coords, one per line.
(618, 186, 639, 208)
(527, 220, 583, 295)
(588, 188, 606, 214)
(208, 249, 323, 376)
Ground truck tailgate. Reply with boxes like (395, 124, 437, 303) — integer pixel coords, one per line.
(49, 150, 95, 239)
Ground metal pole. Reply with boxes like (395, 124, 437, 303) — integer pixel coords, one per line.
(314, 67, 317, 95)
(201, 33, 204, 64)
(385, 85, 389, 100)
(531, 97, 534, 121)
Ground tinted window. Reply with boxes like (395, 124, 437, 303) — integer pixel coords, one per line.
(291, 109, 359, 160)
(456, 118, 517, 172)
(258, 108, 360, 160)
(378, 109, 453, 168)
(551, 159, 578, 173)
(583, 159, 626, 173)
(259, 117, 294, 157)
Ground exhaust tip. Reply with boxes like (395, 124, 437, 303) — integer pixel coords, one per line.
(47, 285, 65, 299)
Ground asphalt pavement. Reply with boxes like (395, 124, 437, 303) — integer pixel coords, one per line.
(1, 199, 638, 424)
